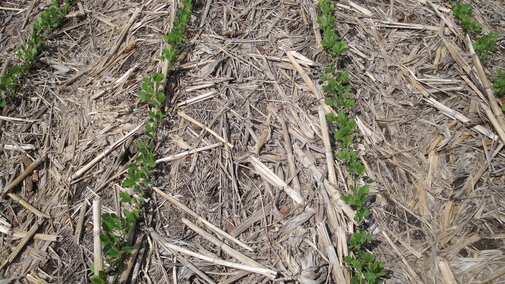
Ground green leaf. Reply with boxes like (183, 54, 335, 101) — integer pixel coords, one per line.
(366, 233, 374, 243)
(122, 246, 134, 253)
(33, 17, 43, 30)
(145, 124, 154, 133)
(341, 194, 351, 205)
(364, 271, 377, 282)
(123, 178, 136, 188)
(133, 185, 141, 194)
(104, 246, 122, 258)
(153, 73, 164, 84)
(345, 98, 355, 109)
(99, 233, 112, 244)
(119, 192, 132, 203)
(359, 185, 370, 195)
(350, 231, 366, 248)
(142, 78, 154, 93)
(91, 275, 107, 284)
(102, 220, 112, 233)
(351, 258, 362, 269)
(103, 213, 123, 231)
(138, 91, 150, 101)
(337, 151, 347, 160)
(344, 255, 353, 264)
(155, 91, 166, 103)
(363, 252, 374, 263)
(124, 209, 135, 222)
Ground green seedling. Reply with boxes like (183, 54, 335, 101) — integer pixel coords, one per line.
(92, 75, 165, 284)
(473, 32, 497, 60)
(161, 0, 192, 70)
(341, 185, 370, 223)
(318, 0, 385, 283)
(0, 0, 69, 107)
(452, 2, 481, 37)
(493, 70, 505, 112)
(450, 1, 502, 107)
(451, 1, 499, 61)
(493, 69, 505, 97)
(92, 2, 192, 283)
(341, 184, 386, 284)
(318, 0, 348, 62)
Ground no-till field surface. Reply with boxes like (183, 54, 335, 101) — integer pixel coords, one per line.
(1, 0, 505, 283)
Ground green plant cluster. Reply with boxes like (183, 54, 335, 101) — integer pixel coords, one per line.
(452, 1, 496, 60)
(91, 1, 192, 283)
(452, 3, 480, 37)
(472, 31, 497, 61)
(0, 0, 69, 107)
(493, 69, 505, 97)
(318, 0, 386, 283)
(450, 1, 504, 111)
(493, 69, 505, 111)
(161, 0, 192, 70)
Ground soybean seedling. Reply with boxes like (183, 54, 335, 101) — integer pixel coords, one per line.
(318, 0, 386, 283)
(0, 0, 69, 107)
(452, 2, 481, 37)
(473, 32, 497, 60)
(91, 2, 193, 283)
(493, 69, 505, 112)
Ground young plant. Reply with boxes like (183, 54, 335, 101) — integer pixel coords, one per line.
(0, 66, 21, 107)
(473, 32, 497, 60)
(451, 1, 498, 61)
(452, 2, 481, 37)
(317, 0, 348, 62)
(0, 0, 69, 107)
(493, 69, 505, 112)
(450, 1, 502, 111)
(493, 69, 505, 97)
(92, 2, 193, 283)
(92, 72, 166, 284)
(161, 0, 193, 70)
(318, 0, 386, 282)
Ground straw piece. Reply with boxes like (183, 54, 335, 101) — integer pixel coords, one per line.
(93, 198, 103, 276)
(249, 155, 304, 205)
(293, 144, 355, 220)
(75, 199, 88, 245)
(70, 124, 144, 181)
(7, 193, 51, 219)
(1, 154, 46, 197)
(437, 256, 457, 284)
(318, 106, 337, 184)
(152, 186, 254, 252)
(150, 230, 277, 278)
(285, 51, 332, 114)
(381, 231, 422, 283)
(182, 218, 266, 269)
(316, 222, 346, 283)
(155, 142, 223, 164)
(0, 220, 43, 271)
(178, 111, 233, 148)
(0, 224, 58, 241)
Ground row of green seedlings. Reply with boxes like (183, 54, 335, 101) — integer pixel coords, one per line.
(318, 1, 386, 283)
(0, 0, 70, 107)
(91, 1, 193, 283)
(451, 1, 505, 110)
